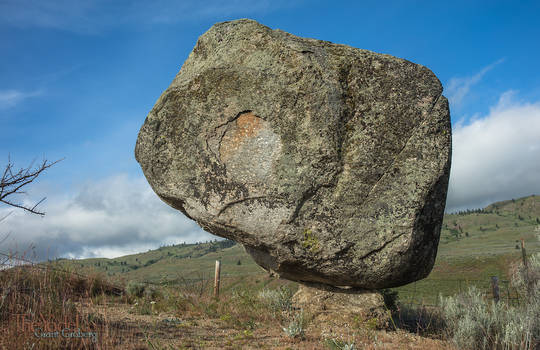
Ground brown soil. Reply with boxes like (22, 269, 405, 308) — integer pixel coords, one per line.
(80, 302, 455, 350)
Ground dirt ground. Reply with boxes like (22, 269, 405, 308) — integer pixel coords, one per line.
(81, 303, 455, 350)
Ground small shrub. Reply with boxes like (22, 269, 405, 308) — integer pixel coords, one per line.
(130, 300, 154, 315)
(126, 280, 146, 298)
(258, 286, 293, 314)
(363, 317, 379, 330)
(143, 285, 162, 300)
(232, 287, 259, 307)
(283, 310, 307, 339)
(440, 234, 540, 350)
(87, 272, 117, 296)
(325, 338, 356, 350)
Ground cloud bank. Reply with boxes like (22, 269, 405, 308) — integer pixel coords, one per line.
(0, 175, 214, 260)
(446, 91, 540, 212)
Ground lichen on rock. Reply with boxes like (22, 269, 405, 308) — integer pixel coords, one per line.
(135, 18, 452, 289)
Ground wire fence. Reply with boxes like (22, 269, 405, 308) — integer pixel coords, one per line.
(0, 251, 106, 281)
(0, 251, 126, 295)
(0, 251, 261, 295)
(392, 277, 522, 308)
(0, 250, 525, 308)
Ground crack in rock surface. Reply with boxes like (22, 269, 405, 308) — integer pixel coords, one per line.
(135, 19, 452, 289)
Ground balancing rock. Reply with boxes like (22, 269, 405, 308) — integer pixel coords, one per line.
(135, 19, 451, 289)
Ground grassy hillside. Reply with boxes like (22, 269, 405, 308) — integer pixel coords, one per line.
(437, 194, 540, 271)
(396, 194, 540, 304)
(54, 239, 264, 284)
(53, 194, 540, 303)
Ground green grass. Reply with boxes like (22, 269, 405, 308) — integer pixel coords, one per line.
(393, 195, 540, 305)
(53, 240, 265, 284)
(52, 194, 540, 307)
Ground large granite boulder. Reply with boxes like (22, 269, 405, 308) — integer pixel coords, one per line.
(135, 19, 451, 289)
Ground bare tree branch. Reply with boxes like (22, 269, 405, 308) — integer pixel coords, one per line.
(0, 157, 62, 216)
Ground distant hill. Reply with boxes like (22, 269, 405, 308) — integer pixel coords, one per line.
(52, 239, 265, 284)
(439, 194, 540, 257)
(53, 194, 540, 287)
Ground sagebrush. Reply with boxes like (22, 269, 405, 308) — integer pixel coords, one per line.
(440, 231, 540, 350)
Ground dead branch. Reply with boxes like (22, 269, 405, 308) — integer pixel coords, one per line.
(0, 157, 62, 216)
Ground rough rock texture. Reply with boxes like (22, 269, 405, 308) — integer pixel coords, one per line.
(292, 282, 390, 328)
(135, 19, 452, 289)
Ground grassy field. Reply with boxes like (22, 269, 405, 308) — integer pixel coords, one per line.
(3, 195, 539, 349)
(52, 194, 540, 306)
(0, 262, 454, 349)
(394, 194, 540, 305)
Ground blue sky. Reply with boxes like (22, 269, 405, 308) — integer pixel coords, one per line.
(1, 0, 539, 259)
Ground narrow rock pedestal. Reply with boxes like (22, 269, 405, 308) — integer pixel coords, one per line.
(291, 282, 391, 329)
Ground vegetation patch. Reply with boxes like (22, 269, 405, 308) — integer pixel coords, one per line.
(439, 232, 540, 350)
(302, 228, 320, 254)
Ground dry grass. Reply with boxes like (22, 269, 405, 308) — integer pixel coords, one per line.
(0, 259, 146, 349)
(438, 233, 540, 350)
(96, 278, 456, 349)
(0, 257, 457, 349)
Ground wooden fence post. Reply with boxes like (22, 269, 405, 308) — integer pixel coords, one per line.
(520, 238, 528, 269)
(491, 276, 500, 303)
(214, 260, 221, 298)
(521, 238, 533, 297)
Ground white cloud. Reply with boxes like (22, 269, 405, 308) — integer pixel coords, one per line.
(0, 0, 300, 34)
(446, 91, 540, 212)
(0, 89, 41, 109)
(446, 59, 504, 108)
(0, 174, 215, 260)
